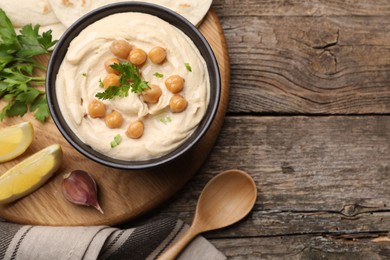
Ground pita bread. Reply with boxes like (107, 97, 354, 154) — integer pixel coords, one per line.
(48, 0, 212, 27)
(0, 0, 59, 27)
(3, 0, 211, 42)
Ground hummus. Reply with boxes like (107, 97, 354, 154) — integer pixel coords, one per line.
(56, 12, 210, 161)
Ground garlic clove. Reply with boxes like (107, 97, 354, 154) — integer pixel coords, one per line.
(62, 170, 104, 214)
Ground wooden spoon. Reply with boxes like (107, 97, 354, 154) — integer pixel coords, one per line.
(158, 169, 257, 259)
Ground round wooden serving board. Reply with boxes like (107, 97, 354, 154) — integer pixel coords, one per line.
(0, 9, 230, 226)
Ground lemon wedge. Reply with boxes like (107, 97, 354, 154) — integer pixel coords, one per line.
(0, 144, 63, 204)
(0, 122, 34, 163)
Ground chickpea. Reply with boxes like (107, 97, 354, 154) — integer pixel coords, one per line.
(128, 48, 147, 66)
(165, 75, 185, 93)
(142, 84, 162, 104)
(148, 46, 166, 64)
(88, 99, 106, 118)
(103, 73, 120, 89)
(126, 120, 144, 139)
(104, 57, 121, 75)
(170, 95, 188, 113)
(105, 111, 123, 129)
(110, 39, 132, 59)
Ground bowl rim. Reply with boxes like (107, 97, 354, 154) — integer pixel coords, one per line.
(46, 2, 221, 170)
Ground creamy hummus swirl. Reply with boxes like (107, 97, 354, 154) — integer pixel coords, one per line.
(56, 12, 210, 161)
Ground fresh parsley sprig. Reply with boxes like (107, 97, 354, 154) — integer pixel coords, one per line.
(0, 9, 57, 121)
(95, 62, 150, 100)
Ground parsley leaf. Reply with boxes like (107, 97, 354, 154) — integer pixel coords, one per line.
(133, 80, 149, 94)
(6, 100, 27, 117)
(0, 9, 58, 121)
(184, 62, 192, 72)
(95, 85, 130, 100)
(159, 115, 172, 125)
(0, 10, 19, 48)
(153, 72, 164, 78)
(110, 134, 122, 148)
(95, 62, 150, 100)
(30, 95, 49, 121)
(17, 25, 55, 58)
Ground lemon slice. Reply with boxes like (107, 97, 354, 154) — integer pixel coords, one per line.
(0, 122, 34, 163)
(0, 144, 63, 204)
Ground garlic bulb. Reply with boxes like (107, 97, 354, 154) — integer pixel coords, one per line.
(62, 170, 104, 214)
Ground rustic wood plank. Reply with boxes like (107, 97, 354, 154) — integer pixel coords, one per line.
(213, 0, 390, 17)
(150, 1, 390, 257)
(210, 235, 390, 259)
(211, 1, 390, 114)
(145, 208, 390, 238)
(206, 116, 390, 211)
(136, 116, 390, 255)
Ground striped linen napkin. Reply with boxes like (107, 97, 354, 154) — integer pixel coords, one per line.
(0, 217, 226, 260)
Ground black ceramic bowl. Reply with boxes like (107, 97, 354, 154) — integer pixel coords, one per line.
(46, 2, 220, 170)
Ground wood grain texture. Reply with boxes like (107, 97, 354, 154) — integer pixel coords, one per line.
(137, 1, 390, 258)
(213, 0, 390, 16)
(211, 235, 390, 259)
(0, 9, 230, 226)
(213, 1, 390, 114)
(138, 116, 390, 258)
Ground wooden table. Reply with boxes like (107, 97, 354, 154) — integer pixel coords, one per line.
(131, 1, 390, 258)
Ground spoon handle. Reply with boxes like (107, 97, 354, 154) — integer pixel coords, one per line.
(158, 227, 199, 260)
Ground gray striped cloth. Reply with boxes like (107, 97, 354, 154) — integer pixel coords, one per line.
(0, 217, 226, 260)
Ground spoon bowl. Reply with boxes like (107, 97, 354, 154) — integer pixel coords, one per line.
(158, 169, 257, 259)
(194, 169, 257, 231)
